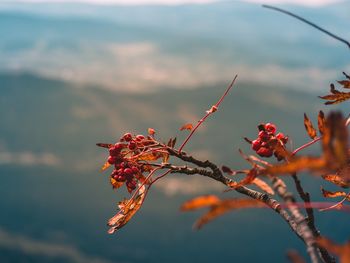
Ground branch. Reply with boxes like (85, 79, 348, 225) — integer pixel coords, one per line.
(291, 175, 336, 263)
(263, 5, 350, 49)
(271, 176, 322, 263)
(166, 152, 303, 244)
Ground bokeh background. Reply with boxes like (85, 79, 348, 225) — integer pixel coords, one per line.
(1, 0, 350, 262)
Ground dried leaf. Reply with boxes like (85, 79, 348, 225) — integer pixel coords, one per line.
(228, 169, 258, 189)
(286, 250, 306, 263)
(110, 177, 123, 189)
(322, 174, 349, 188)
(137, 151, 163, 162)
(265, 156, 326, 175)
(107, 185, 146, 234)
(338, 80, 350, 89)
(187, 198, 265, 229)
(317, 237, 350, 263)
(96, 143, 114, 148)
(321, 188, 350, 201)
(252, 178, 274, 195)
(180, 123, 193, 131)
(304, 113, 317, 139)
(319, 84, 350, 105)
(181, 195, 220, 211)
(101, 161, 111, 171)
(318, 111, 326, 135)
(268, 139, 291, 161)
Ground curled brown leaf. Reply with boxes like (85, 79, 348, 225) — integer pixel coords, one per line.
(107, 185, 147, 234)
(304, 113, 317, 139)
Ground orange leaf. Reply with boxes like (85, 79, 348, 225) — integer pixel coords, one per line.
(110, 177, 123, 189)
(191, 198, 265, 229)
(304, 113, 317, 139)
(317, 237, 350, 263)
(137, 151, 163, 161)
(338, 80, 350, 89)
(322, 174, 349, 188)
(286, 250, 306, 263)
(265, 156, 326, 175)
(321, 188, 350, 200)
(268, 139, 291, 161)
(318, 111, 325, 135)
(101, 161, 111, 171)
(322, 112, 348, 169)
(319, 84, 350, 105)
(107, 185, 147, 234)
(181, 195, 220, 211)
(180, 123, 193, 131)
(252, 178, 274, 195)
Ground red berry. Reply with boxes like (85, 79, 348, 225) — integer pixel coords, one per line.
(109, 146, 120, 156)
(135, 135, 145, 141)
(258, 131, 270, 142)
(128, 141, 137, 150)
(265, 123, 276, 134)
(124, 168, 133, 175)
(115, 174, 126, 182)
(122, 133, 133, 142)
(251, 139, 261, 151)
(107, 156, 116, 164)
(114, 142, 124, 150)
(257, 147, 273, 157)
(131, 166, 140, 174)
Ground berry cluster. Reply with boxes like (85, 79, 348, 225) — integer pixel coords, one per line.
(251, 123, 288, 160)
(106, 132, 152, 193)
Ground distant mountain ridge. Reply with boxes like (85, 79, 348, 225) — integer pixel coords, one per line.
(0, 1, 349, 92)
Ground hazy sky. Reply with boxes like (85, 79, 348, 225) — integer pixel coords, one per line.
(4, 0, 344, 7)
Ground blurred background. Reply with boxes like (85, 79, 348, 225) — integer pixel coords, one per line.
(0, 0, 350, 262)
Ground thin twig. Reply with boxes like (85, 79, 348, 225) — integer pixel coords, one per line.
(178, 75, 238, 152)
(263, 5, 350, 49)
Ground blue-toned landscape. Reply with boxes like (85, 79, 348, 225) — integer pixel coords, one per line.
(0, 1, 350, 262)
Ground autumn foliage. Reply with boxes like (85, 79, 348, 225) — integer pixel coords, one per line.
(96, 6, 350, 263)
